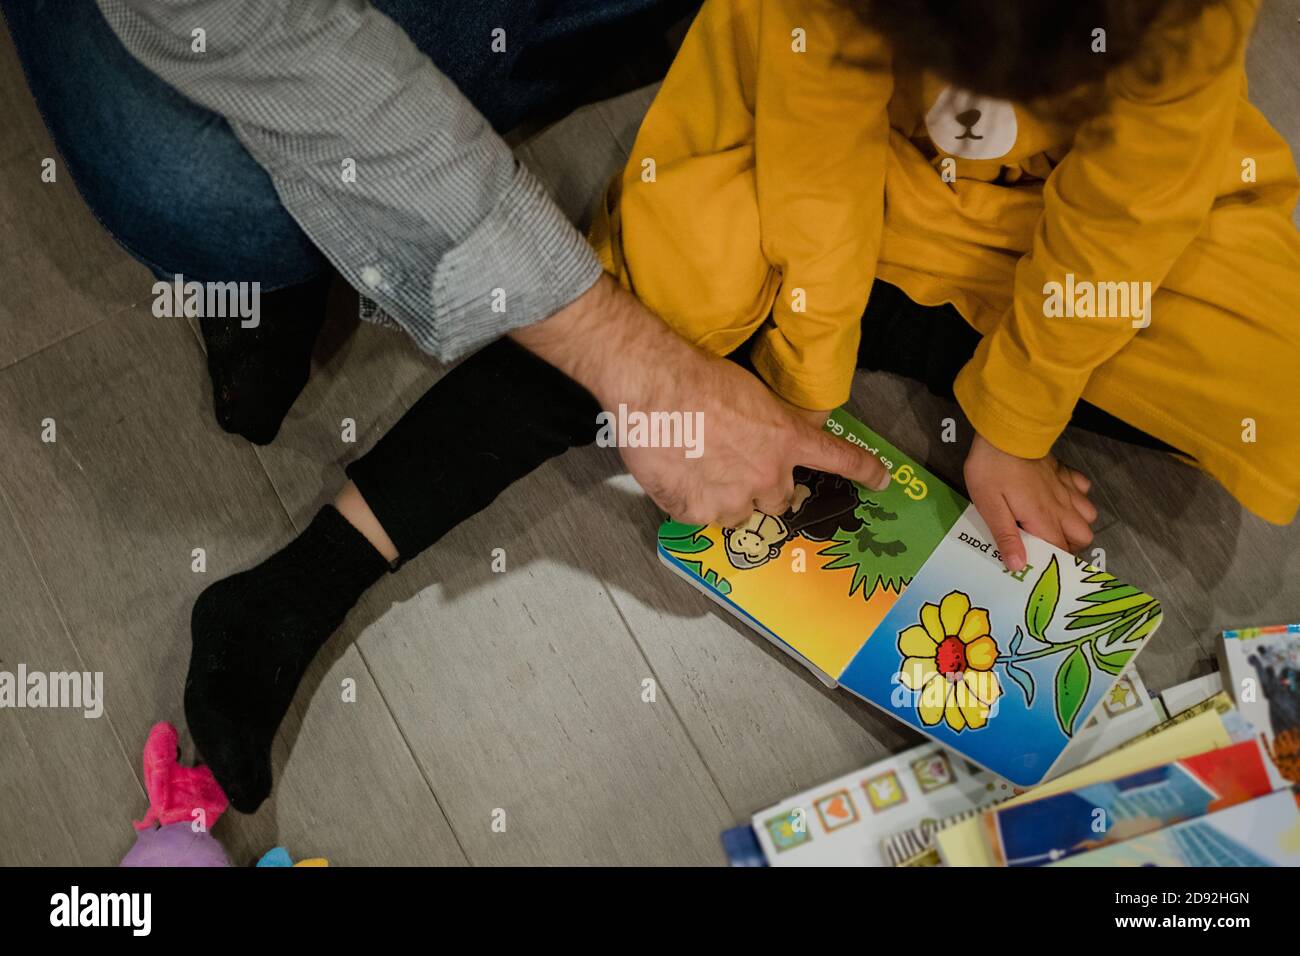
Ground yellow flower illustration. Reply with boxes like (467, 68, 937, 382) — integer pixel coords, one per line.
(897, 590, 1003, 732)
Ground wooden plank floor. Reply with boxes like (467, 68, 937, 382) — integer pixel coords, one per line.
(1, 13, 1298, 865)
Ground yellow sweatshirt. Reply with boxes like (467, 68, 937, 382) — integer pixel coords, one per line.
(591, 0, 1300, 524)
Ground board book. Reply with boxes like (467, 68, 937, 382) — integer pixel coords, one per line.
(1049, 787, 1300, 867)
(657, 409, 1165, 787)
(742, 669, 1162, 867)
(936, 708, 1234, 866)
(751, 741, 1020, 866)
(1219, 624, 1300, 786)
(982, 739, 1276, 866)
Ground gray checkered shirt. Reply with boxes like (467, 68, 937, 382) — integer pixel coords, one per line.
(97, 0, 603, 359)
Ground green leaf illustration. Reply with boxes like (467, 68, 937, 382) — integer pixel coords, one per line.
(817, 515, 914, 599)
(1065, 592, 1155, 619)
(1025, 555, 1061, 641)
(1064, 606, 1139, 631)
(659, 520, 706, 540)
(1123, 607, 1162, 644)
(701, 568, 733, 597)
(1091, 641, 1134, 677)
(805, 463, 968, 602)
(664, 536, 712, 555)
(1054, 646, 1092, 737)
(1077, 584, 1140, 604)
(659, 522, 714, 556)
(1065, 605, 1158, 650)
(1082, 570, 1118, 585)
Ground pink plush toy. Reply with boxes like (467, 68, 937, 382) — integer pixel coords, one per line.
(120, 722, 231, 867)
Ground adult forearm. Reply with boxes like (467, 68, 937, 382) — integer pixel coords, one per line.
(510, 275, 701, 409)
(96, 0, 602, 360)
(513, 274, 892, 525)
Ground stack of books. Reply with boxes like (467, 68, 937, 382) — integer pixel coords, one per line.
(726, 662, 1298, 867)
(655, 410, 1300, 867)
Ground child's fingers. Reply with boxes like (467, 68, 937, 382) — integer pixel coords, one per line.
(1019, 512, 1069, 555)
(1061, 512, 1094, 553)
(798, 428, 891, 491)
(1025, 493, 1091, 554)
(970, 487, 1026, 571)
(1070, 488, 1098, 524)
(1060, 464, 1091, 495)
(1054, 464, 1097, 522)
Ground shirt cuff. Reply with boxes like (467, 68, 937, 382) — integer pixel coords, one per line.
(953, 337, 1074, 459)
(429, 161, 604, 359)
(749, 328, 856, 411)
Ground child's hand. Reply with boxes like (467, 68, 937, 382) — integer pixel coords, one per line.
(963, 432, 1097, 571)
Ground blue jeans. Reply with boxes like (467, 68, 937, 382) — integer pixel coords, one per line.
(1, 0, 691, 288)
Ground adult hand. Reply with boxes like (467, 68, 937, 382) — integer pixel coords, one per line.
(617, 359, 888, 526)
(512, 275, 891, 526)
(963, 432, 1097, 571)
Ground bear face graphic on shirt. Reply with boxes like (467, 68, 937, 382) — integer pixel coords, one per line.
(924, 86, 1019, 160)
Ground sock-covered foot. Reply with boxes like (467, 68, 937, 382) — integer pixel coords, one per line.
(200, 273, 333, 445)
(186, 506, 390, 813)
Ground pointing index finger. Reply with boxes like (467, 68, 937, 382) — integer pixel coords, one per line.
(797, 427, 891, 491)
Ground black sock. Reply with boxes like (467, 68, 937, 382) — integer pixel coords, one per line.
(200, 272, 333, 445)
(186, 506, 390, 813)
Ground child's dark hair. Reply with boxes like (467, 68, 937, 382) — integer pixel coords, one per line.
(844, 0, 1234, 118)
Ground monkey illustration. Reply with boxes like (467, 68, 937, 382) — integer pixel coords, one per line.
(722, 467, 864, 569)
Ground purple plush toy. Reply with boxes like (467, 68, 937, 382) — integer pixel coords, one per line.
(120, 722, 231, 867)
(120, 820, 232, 867)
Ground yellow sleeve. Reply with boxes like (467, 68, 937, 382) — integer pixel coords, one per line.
(953, 0, 1257, 458)
(747, 0, 893, 410)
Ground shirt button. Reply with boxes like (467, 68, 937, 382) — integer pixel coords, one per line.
(360, 266, 383, 288)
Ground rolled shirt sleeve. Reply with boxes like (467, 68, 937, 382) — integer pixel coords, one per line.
(96, 0, 603, 359)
